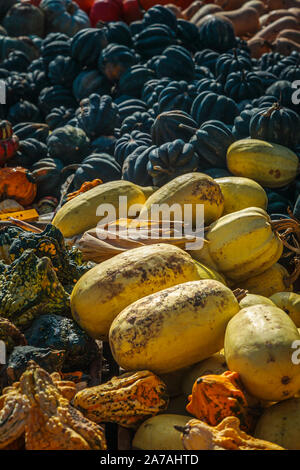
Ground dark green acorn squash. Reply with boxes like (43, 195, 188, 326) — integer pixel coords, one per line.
(2, 50, 30, 72)
(176, 19, 201, 53)
(41, 38, 71, 68)
(196, 78, 223, 95)
(31, 157, 65, 199)
(147, 139, 199, 187)
(48, 55, 80, 88)
(122, 145, 154, 187)
(47, 125, 90, 165)
(188, 120, 235, 168)
(120, 112, 154, 136)
(77, 94, 119, 139)
(157, 80, 197, 114)
(155, 45, 195, 82)
(98, 43, 138, 82)
(3, 3, 45, 38)
(40, 0, 90, 37)
(118, 65, 155, 98)
(90, 136, 116, 156)
(280, 65, 300, 82)
(46, 106, 75, 130)
(71, 27, 108, 67)
(224, 70, 264, 102)
(249, 103, 300, 149)
(98, 21, 133, 47)
(194, 49, 219, 74)
(8, 139, 48, 170)
(151, 110, 198, 146)
(191, 92, 239, 126)
(114, 131, 152, 165)
(198, 15, 236, 53)
(7, 100, 42, 126)
(117, 98, 147, 122)
(72, 69, 111, 102)
(67, 153, 121, 191)
(259, 52, 284, 71)
(39, 85, 77, 114)
(0, 0, 17, 21)
(144, 5, 177, 32)
(232, 107, 260, 140)
(13, 122, 50, 143)
(133, 24, 176, 59)
(266, 80, 297, 111)
(215, 50, 252, 84)
(141, 78, 172, 108)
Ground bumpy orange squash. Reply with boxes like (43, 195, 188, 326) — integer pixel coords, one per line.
(186, 370, 250, 431)
(73, 370, 169, 428)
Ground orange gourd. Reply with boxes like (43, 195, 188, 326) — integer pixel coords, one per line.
(0, 167, 37, 206)
(186, 370, 250, 431)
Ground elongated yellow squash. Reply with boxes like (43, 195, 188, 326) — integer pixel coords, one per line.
(194, 207, 283, 282)
(52, 180, 146, 237)
(109, 279, 240, 374)
(215, 176, 268, 215)
(235, 263, 293, 297)
(71, 244, 200, 340)
(138, 173, 224, 226)
(227, 139, 298, 188)
(224, 304, 300, 401)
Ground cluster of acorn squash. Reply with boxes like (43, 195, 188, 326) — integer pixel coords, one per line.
(0, 0, 299, 452)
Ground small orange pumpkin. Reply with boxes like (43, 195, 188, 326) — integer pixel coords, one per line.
(0, 167, 37, 206)
(186, 370, 250, 431)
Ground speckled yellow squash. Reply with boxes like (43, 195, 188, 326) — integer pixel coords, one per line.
(235, 263, 293, 297)
(71, 244, 200, 340)
(193, 207, 283, 282)
(109, 279, 240, 374)
(226, 139, 298, 188)
(138, 173, 224, 226)
(215, 176, 268, 215)
(224, 304, 300, 401)
(52, 180, 146, 238)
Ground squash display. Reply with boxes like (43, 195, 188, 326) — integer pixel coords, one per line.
(71, 244, 200, 340)
(109, 279, 240, 374)
(227, 139, 299, 188)
(224, 304, 300, 401)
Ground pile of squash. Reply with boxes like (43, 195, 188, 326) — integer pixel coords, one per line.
(0, 0, 299, 452)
